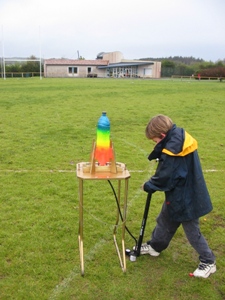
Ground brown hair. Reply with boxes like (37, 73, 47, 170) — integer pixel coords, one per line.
(145, 114, 173, 139)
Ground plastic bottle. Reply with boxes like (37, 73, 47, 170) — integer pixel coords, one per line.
(95, 112, 113, 165)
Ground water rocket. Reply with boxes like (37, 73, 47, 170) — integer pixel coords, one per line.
(94, 111, 114, 166)
(80, 111, 125, 174)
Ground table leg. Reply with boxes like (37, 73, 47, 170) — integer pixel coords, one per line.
(122, 178, 129, 272)
(113, 180, 123, 269)
(78, 178, 84, 276)
(113, 179, 128, 272)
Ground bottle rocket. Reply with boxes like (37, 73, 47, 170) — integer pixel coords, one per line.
(95, 112, 113, 166)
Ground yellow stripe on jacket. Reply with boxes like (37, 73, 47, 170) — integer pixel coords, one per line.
(162, 131, 198, 157)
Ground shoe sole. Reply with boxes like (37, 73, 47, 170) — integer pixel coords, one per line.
(140, 251, 160, 257)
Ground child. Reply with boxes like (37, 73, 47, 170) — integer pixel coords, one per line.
(141, 114, 216, 278)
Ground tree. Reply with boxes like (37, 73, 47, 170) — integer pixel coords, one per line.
(196, 67, 225, 78)
(6, 63, 22, 73)
(161, 60, 175, 77)
(23, 55, 41, 73)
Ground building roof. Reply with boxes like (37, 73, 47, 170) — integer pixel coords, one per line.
(44, 59, 109, 66)
(98, 61, 154, 69)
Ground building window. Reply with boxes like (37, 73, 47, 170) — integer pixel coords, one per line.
(68, 67, 78, 74)
(87, 67, 92, 73)
(107, 66, 138, 78)
(144, 68, 152, 76)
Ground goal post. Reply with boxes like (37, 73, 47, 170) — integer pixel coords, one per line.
(1, 25, 43, 80)
(3, 57, 42, 80)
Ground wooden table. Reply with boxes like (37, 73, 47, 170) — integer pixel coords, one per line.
(76, 162, 130, 276)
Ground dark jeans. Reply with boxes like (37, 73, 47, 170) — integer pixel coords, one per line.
(148, 201, 215, 263)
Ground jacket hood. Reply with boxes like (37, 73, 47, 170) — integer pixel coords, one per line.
(148, 124, 198, 160)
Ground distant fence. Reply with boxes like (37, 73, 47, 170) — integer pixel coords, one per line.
(171, 75, 224, 81)
(0, 72, 44, 78)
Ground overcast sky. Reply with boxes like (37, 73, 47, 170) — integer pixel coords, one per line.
(0, 0, 225, 61)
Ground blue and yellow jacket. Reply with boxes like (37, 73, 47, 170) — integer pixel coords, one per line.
(144, 124, 213, 222)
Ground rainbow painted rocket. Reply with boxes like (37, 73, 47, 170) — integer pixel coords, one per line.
(95, 112, 114, 165)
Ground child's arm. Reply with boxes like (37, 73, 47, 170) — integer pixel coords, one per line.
(143, 154, 185, 193)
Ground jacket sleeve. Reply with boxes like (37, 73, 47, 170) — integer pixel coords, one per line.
(144, 154, 178, 193)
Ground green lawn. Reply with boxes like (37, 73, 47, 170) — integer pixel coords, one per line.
(0, 78, 224, 300)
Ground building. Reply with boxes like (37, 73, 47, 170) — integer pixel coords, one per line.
(44, 51, 161, 79)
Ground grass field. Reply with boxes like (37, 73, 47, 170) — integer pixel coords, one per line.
(0, 78, 225, 300)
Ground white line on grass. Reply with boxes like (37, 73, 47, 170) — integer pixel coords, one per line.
(0, 169, 145, 173)
(0, 169, 222, 173)
(0, 169, 76, 173)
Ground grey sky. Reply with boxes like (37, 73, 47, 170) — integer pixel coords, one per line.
(1, 0, 225, 61)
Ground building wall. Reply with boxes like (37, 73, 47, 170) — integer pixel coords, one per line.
(45, 65, 66, 77)
(154, 61, 161, 78)
(138, 61, 161, 78)
(45, 65, 106, 78)
(102, 51, 124, 63)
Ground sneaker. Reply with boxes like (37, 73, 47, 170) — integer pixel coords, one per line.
(193, 262, 216, 278)
(133, 243, 160, 256)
